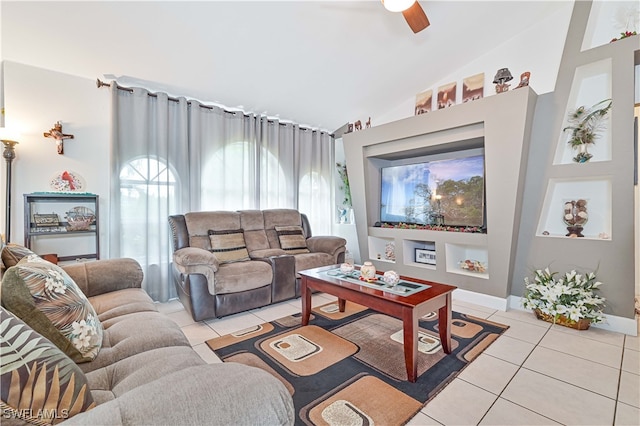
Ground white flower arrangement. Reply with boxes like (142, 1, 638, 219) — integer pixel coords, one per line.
(522, 268, 606, 324)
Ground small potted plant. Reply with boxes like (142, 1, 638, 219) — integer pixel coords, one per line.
(563, 99, 612, 163)
(522, 267, 606, 329)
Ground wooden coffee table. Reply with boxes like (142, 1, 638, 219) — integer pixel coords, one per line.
(300, 265, 457, 383)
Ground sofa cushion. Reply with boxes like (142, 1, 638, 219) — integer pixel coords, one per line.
(275, 225, 310, 254)
(78, 311, 191, 374)
(185, 211, 242, 251)
(1, 243, 38, 268)
(1, 307, 96, 424)
(208, 229, 251, 263)
(292, 252, 336, 275)
(85, 346, 205, 405)
(1, 256, 103, 363)
(88, 288, 158, 322)
(214, 261, 273, 294)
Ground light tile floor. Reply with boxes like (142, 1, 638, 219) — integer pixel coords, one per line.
(157, 296, 640, 426)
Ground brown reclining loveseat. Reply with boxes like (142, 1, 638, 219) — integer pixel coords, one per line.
(169, 209, 346, 321)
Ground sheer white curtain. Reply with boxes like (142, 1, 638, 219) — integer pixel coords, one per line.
(296, 129, 333, 234)
(110, 85, 333, 302)
(109, 85, 189, 302)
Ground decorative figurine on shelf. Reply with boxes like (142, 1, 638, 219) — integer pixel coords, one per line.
(493, 68, 513, 93)
(354, 120, 362, 131)
(44, 121, 74, 155)
(365, 117, 371, 128)
(384, 241, 396, 261)
(346, 123, 354, 134)
(563, 199, 588, 237)
(515, 71, 531, 89)
(563, 99, 612, 163)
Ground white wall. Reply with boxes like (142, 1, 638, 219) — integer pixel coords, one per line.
(1, 62, 110, 255)
(375, 2, 574, 126)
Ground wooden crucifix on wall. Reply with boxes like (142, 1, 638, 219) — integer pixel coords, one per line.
(44, 121, 74, 155)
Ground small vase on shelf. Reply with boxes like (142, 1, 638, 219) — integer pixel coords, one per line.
(562, 199, 588, 237)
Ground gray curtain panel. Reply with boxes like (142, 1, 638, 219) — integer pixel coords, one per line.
(109, 85, 333, 302)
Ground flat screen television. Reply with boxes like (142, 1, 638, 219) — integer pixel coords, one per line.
(380, 150, 485, 228)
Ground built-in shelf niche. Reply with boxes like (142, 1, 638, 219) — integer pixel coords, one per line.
(536, 176, 612, 240)
(445, 243, 489, 279)
(403, 239, 436, 270)
(367, 236, 395, 263)
(554, 58, 612, 165)
(581, 2, 638, 52)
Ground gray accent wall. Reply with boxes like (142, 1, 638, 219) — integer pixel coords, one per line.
(513, 1, 638, 320)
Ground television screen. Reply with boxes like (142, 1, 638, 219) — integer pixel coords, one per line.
(380, 153, 485, 227)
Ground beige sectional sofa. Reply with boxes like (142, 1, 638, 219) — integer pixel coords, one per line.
(169, 209, 346, 321)
(1, 245, 294, 425)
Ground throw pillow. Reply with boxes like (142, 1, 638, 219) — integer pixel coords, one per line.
(1, 307, 95, 424)
(275, 225, 310, 254)
(1, 243, 38, 268)
(208, 229, 251, 264)
(1, 256, 103, 363)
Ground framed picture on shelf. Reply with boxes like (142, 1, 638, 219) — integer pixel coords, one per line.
(437, 82, 456, 109)
(462, 72, 484, 102)
(415, 248, 436, 265)
(415, 89, 433, 115)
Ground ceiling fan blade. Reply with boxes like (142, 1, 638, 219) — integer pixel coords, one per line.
(402, 1, 430, 33)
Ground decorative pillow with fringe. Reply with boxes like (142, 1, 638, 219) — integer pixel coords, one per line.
(1, 256, 103, 363)
(275, 226, 310, 254)
(208, 229, 251, 264)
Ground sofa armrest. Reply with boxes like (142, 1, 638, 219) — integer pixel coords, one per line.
(62, 258, 143, 298)
(306, 236, 347, 257)
(173, 247, 220, 272)
(172, 247, 220, 294)
(62, 364, 295, 425)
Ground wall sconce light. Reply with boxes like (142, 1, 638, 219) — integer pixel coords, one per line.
(493, 68, 513, 94)
(2, 139, 18, 242)
(44, 121, 74, 155)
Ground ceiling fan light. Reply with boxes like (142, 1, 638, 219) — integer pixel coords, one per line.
(382, 0, 416, 13)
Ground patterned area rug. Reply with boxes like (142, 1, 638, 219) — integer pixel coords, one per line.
(206, 301, 508, 426)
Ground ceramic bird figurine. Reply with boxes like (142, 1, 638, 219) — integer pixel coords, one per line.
(61, 171, 76, 190)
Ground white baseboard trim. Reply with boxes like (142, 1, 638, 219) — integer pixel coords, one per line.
(452, 291, 638, 336)
(452, 289, 509, 311)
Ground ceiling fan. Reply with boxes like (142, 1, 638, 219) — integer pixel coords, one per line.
(382, 0, 430, 34)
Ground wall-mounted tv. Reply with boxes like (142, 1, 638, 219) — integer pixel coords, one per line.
(380, 149, 485, 228)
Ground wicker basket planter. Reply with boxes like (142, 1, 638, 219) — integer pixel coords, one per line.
(534, 309, 591, 330)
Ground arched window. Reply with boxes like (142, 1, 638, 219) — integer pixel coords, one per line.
(119, 157, 177, 261)
(201, 141, 290, 210)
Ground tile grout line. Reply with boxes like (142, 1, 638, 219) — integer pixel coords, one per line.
(475, 323, 557, 425)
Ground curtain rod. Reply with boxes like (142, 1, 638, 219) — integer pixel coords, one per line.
(96, 78, 322, 132)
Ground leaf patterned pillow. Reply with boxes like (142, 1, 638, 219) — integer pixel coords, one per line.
(1, 307, 95, 424)
(1, 256, 103, 363)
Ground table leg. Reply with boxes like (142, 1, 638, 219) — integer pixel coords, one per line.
(402, 309, 419, 383)
(338, 298, 346, 312)
(301, 277, 312, 326)
(438, 293, 452, 354)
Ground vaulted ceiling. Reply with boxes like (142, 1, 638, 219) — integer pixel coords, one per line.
(2, 1, 572, 132)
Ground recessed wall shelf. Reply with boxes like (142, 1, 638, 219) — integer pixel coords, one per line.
(536, 176, 612, 240)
